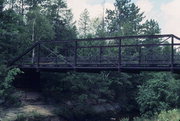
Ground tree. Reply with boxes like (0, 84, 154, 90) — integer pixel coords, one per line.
(91, 17, 107, 38)
(43, 0, 77, 41)
(78, 9, 91, 38)
(0, 9, 25, 60)
(140, 20, 162, 64)
(0, 0, 23, 106)
(24, 0, 44, 9)
(106, 0, 144, 36)
(0, 0, 4, 12)
(26, 7, 54, 42)
(141, 19, 161, 35)
(104, 0, 145, 64)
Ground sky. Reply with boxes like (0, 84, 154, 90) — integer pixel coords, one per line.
(66, 0, 180, 37)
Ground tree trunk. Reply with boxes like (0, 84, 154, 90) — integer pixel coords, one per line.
(32, 19, 36, 63)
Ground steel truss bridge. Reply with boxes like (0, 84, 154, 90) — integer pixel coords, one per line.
(9, 34, 180, 72)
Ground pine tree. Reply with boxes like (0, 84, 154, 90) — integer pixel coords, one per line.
(78, 9, 91, 38)
(43, 0, 77, 41)
(106, 0, 144, 36)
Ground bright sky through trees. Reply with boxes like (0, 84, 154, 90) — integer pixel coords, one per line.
(67, 0, 180, 36)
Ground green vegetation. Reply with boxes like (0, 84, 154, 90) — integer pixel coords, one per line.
(136, 72, 180, 116)
(156, 109, 180, 121)
(0, 68, 22, 107)
(15, 111, 43, 121)
(120, 109, 180, 121)
(41, 72, 180, 120)
(0, 0, 180, 120)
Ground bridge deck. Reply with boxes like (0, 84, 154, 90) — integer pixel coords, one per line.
(18, 63, 180, 72)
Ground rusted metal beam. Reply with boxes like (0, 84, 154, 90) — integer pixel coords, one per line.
(77, 43, 180, 49)
(8, 42, 39, 66)
(171, 36, 174, 71)
(40, 34, 174, 43)
(118, 39, 121, 71)
(37, 43, 40, 68)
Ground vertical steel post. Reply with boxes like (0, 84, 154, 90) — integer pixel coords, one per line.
(74, 41, 77, 67)
(37, 43, 40, 68)
(171, 36, 174, 71)
(55, 55, 58, 65)
(139, 46, 141, 65)
(118, 39, 121, 71)
(100, 47, 102, 64)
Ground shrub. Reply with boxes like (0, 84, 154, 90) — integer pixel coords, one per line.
(0, 67, 22, 107)
(136, 72, 180, 116)
(41, 72, 114, 104)
(41, 72, 121, 121)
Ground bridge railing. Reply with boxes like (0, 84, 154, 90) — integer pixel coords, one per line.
(9, 34, 180, 70)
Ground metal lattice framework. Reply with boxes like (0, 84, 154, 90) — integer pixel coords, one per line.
(9, 34, 180, 72)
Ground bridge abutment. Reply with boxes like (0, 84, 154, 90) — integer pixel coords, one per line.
(14, 69, 41, 91)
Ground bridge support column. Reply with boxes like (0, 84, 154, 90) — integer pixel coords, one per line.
(14, 69, 41, 91)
